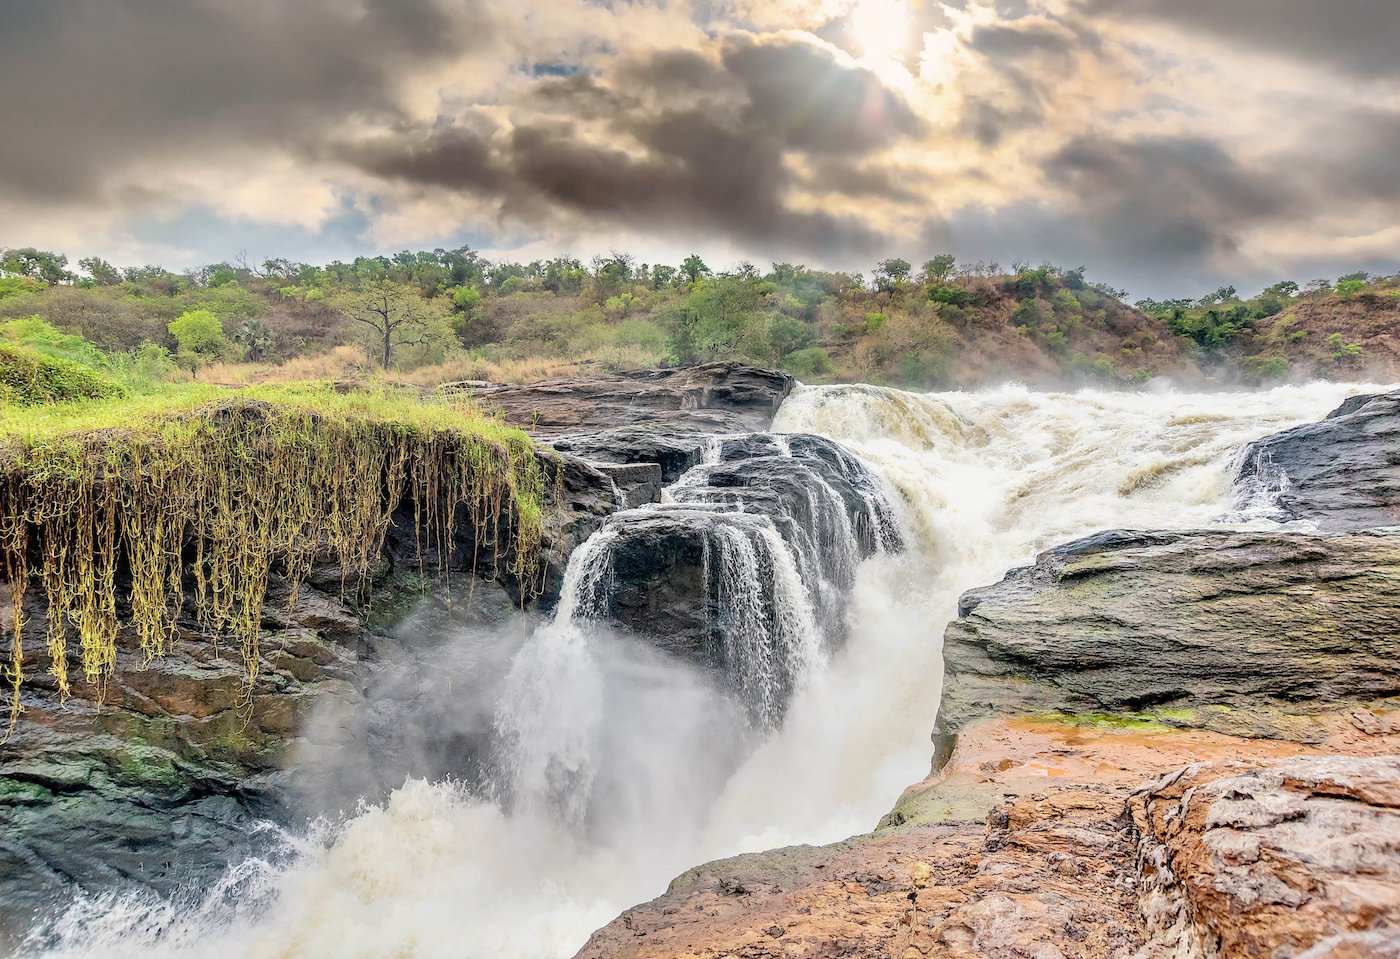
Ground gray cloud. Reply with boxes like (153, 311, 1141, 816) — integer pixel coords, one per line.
(958, 17, 1103, 147)
(1044, 133, 1293, 265)
(337, 35, 922, 259)
(1085, 0, 1400, 78)
(0, 0, 486, 202)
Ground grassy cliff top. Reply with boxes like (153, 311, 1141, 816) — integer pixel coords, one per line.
(0, 378, 529, 445)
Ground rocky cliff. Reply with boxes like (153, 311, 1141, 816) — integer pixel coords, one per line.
(581, 388, 1400, 959)
(0, 364, 809, 941)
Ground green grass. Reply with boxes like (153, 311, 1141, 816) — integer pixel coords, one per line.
(0, 344, 125, 407)
(0, 380, 524, 441)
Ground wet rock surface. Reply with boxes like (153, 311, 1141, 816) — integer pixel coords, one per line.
(565, 432, 900, 723)
(938, 528, 1400, 742)
(461, 362, 795, 437)
(1236, 388, 1400, 531)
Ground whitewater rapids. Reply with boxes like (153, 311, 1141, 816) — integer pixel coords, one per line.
(21, 382, 1376, 959)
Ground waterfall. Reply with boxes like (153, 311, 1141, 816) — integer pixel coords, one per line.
(21, 381, 1377, 959)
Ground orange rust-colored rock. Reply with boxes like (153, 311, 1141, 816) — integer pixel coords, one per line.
(1132, 756, 1400, 959)
(577, 719, 1400, 959)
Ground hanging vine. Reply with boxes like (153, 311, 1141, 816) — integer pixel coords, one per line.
(0, 394, 548, 738)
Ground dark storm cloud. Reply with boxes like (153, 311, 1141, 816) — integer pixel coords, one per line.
(1043, 133, 1293, 265)
(1303, 108, 1400, 202)
(1085, 0, 1400, 79)
(0, 0, 487, 201)
(958, 18, 1101, 147)
(338, 35, 921, 258)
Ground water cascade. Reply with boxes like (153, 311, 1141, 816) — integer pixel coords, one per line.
(21, 382, 1374, 959)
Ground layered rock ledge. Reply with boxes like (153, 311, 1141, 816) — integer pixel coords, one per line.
(458, 362, 796, 436)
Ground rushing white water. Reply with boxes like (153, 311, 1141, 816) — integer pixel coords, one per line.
(21, 382, 1379, 959)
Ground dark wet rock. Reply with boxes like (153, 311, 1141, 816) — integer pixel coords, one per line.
(459, 362, 795, 437)
(939, 528, 1400, 743)
(591, 462, 664, 508)
(551, 426, 715, 484)
(571, 433, 900, 722)
(1235, 388, 1400, 531)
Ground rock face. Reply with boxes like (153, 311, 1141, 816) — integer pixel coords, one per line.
(1235, 388, 1400, 531)
(938, 528, 1400, 743)
(461, 363, 795, 437)
(566, 433, 901, 725)
(577, 730, 1400, 959)
(0, 447, 619, 936)
(1133, 756, 1400, 959)
(552, 426, 717, 485)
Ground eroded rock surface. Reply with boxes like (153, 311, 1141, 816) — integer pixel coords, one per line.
(1236, 388, 1400, 531)
(462, 363, 795, 437)
(579, 720, 1400, 959)
(938, 528, 1400, 743)
(1133, 756, 1400, 959)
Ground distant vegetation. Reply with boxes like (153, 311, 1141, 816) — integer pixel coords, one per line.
(1, 245, 1398, 394)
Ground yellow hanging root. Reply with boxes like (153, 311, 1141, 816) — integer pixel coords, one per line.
(0, 395, 548, 741)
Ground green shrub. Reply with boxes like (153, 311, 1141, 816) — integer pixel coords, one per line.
(782, 347, 833, 379)
(1328, 333, 1363, 360)
(1, 316, 110, 367)
(0, 344, 125, 405)
(1241, 354, 1290, 383)
(928, 285, 973, 307)
(168, 309, 228, 369)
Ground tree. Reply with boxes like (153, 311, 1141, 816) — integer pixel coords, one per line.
(919, 255, 957, 284)
(680, 254, 711, 284)
(331, 279, 449, 370)
(1262, 280, 1299, 299)
(231, 318, 275, 361)
(451, 284, 482, 314)
(168, 309, 228, 370)
(873, 258, 912, 293)
(686, 278, 760, 359)
(78, 256, 123, 286)
(1, 248, 75, 285)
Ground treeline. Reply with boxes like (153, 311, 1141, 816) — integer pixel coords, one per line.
(1, 245, 1396, 390)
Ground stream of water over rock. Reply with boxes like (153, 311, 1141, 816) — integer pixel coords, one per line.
(21, 382, 1372, 959)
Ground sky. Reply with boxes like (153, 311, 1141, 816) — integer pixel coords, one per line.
(2, 0, 1397, 298)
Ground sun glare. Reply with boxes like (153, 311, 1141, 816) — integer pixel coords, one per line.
(850, 0, 910, 61)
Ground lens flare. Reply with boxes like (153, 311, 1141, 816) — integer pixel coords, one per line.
(850, 0, 910, 61)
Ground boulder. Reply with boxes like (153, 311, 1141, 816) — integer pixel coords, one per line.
(1235, 389, 1400, 531)
(939, 528, 1400, 744)
(566, 433, 901, 724)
